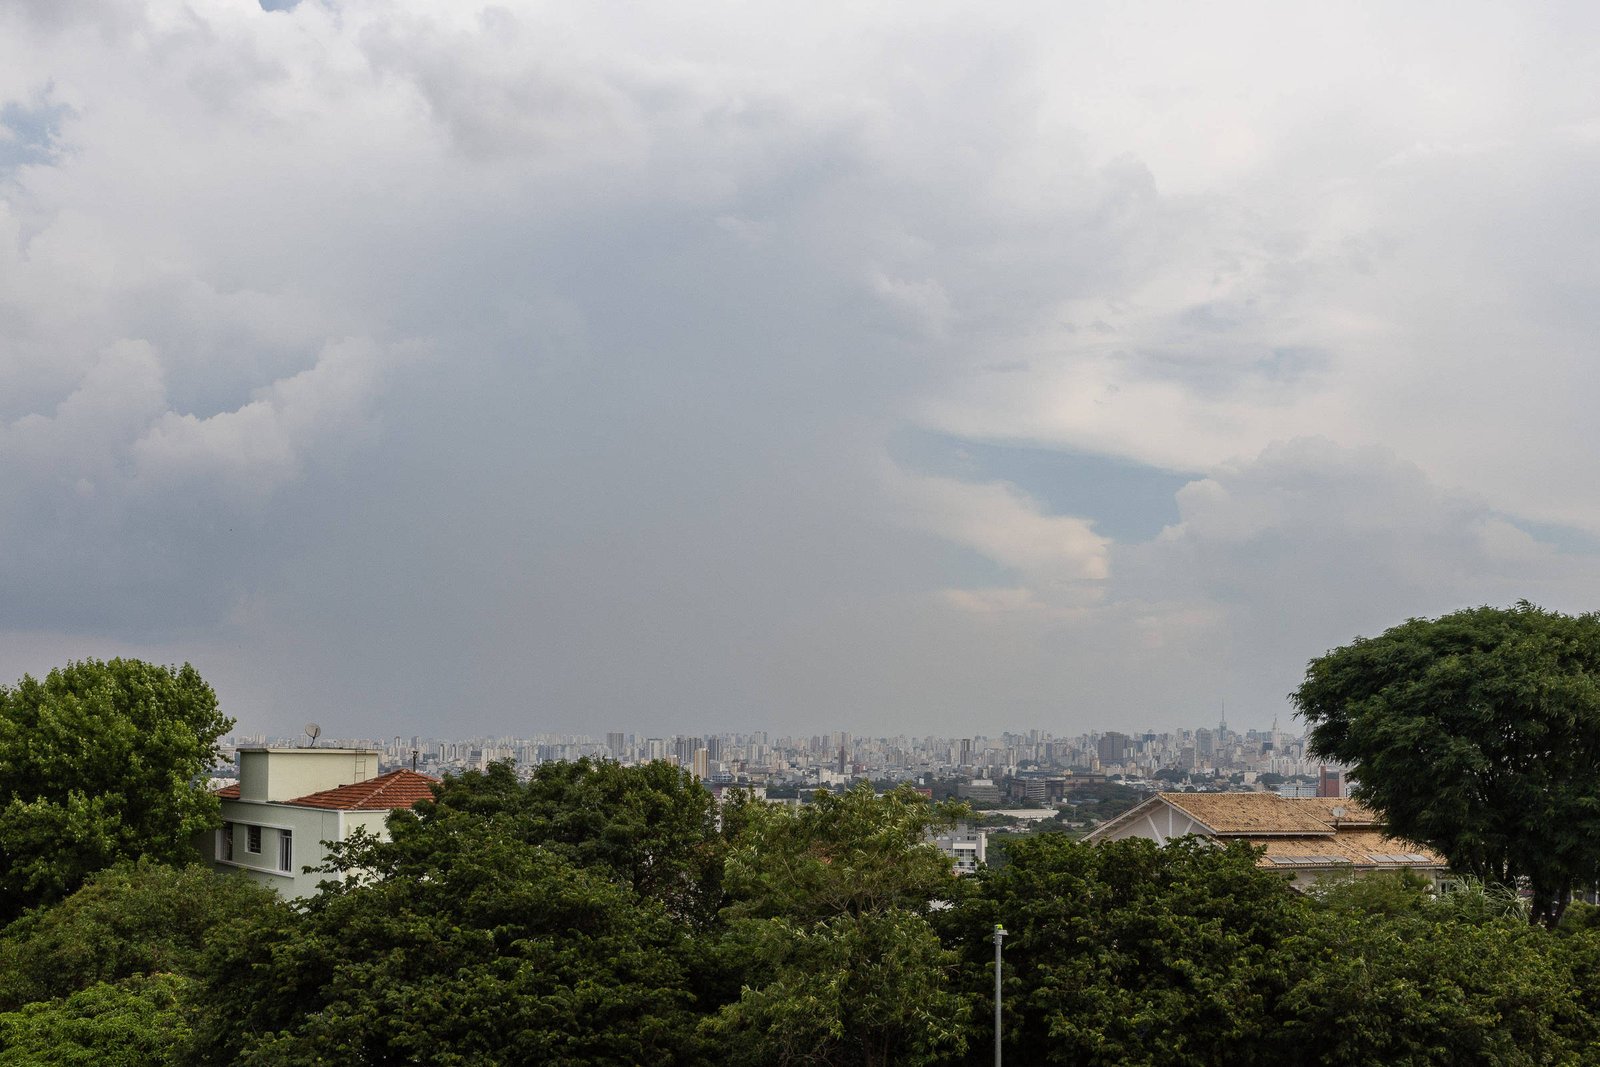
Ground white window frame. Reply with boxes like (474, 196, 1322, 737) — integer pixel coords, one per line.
(279, 828, 293, 872)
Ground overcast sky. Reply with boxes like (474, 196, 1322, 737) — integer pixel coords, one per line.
(2, 0, 1598, 739)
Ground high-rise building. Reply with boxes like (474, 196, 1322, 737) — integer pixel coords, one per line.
(959, 738, 972, 767)
(693, 747, 709, 780)
(606, 732, 626, 759)
(1098, 732, 1132, 765)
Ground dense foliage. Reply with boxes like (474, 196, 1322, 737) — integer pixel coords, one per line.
(0, 861, 278, 1011)
(12, 761, 1600, 1065)
(710, 786, 969, 1066)
(17, 623, 1600, 1060)
(1293, 603, 1600, 926)
(0, 864, 281, 1066)
(13, 749, 1600, 1062)
(0, 659, 232, 919)
(942, 835, 1304, 1066)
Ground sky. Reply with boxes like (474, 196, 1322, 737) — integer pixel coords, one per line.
(2, 1, 1599, 739)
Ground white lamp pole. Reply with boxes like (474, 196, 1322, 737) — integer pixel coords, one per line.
(993, 923, 1007, 1067)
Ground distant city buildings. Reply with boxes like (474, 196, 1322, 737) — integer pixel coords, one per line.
(211, 720, 1353, 885)
(218, 720, 1338, 794)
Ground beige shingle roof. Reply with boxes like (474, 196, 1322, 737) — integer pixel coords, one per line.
(1285, 797, 1381, 827)
(1161, 792, 1338, 835)
(1244, 829, 1446, 870)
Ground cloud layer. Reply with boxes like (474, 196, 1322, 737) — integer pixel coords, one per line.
(3, 0, 1599, 735)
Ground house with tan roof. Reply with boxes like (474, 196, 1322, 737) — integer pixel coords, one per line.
(203, 747, 438, 898)
(1083, 791, 1447, 889)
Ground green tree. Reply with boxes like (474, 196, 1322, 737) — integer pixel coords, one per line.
(0, 861, 278, 1011)
(387, 758, 725, 926)
(188, 819, 707, 1066)
(708, 783, 969, 1066)
(1292, 603, 1600, 926)
(941, 834, 1305, 1066)
(0, 659, 232, 919)
(1280, 883, 1584, 1064)
(0, 973, 191, 1067)
(1063, 781, 1144, 823)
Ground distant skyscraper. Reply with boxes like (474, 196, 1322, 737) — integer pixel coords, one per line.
(960, 738, 972, 767)
(693, 747, 709, 780)
(607, 732, 626, 759)
(1098, 732, 1132, 765)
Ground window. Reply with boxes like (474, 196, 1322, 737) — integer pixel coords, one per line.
(279, 829, 293, 872)
(246, 825, 262, 854)
(222, 822, 234, 862)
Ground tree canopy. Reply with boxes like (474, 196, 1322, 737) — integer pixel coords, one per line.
(5, 752, 1600, 1064)
(385, 757, 726, 925)
(1293, 602, 1600, 926)
(189, 826, 706, 1066)
(941, 834, 1305, 1066)
(709, 784, 970, 1067)
(0, 862, 278, 1012)
(0, 659, 232, 919)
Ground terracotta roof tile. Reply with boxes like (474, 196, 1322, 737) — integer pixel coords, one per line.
(286, 769, 440, 811)
(215, 784, 240, 799)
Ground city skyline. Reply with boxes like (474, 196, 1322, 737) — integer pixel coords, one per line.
(5, 3, 1600, 738)
(218, 715, 1328, 792)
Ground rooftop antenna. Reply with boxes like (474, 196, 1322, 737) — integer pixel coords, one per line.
(304, 722, 322, 748)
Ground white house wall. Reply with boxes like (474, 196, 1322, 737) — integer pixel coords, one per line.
(210, 800, 373, 899)
(1093, 800, 1208, 845)
(237, 748, 378, 803)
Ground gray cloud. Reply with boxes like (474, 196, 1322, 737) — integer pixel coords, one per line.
(2, 1, 1599, 737)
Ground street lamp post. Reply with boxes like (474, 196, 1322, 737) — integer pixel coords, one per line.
(993, 923, 1006, 1067)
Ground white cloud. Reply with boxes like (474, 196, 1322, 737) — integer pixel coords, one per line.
(133, 336, 389, 499)
(888, 468, 1109, 587)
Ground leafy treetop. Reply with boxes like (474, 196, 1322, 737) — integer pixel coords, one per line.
(1293, 602, 1600, 926)
(0, 659, 232, 920)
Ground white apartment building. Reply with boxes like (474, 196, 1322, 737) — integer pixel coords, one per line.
(930, 821, 988, 874)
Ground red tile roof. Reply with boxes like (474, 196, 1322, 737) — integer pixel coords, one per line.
(288, 769, 440, 810)
(212, 770, 439, 811)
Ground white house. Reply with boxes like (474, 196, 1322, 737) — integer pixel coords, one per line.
(1084, 792, 1447, 889)
(204, 747, 438, 899)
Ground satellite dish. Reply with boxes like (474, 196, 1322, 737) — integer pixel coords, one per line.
(304, 723, 322, 747)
